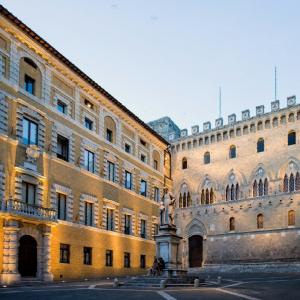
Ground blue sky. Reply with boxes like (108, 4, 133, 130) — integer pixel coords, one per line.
(2, 0, 300, 131)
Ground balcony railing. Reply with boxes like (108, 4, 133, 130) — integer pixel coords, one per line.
(0, 198, 57, 221)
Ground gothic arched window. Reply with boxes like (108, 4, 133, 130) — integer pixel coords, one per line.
(226, 185, 230, 201)
(179, 194, 183, 208)
(257, 214, 264, 229)
(283, 174, 288, 192)
(288, 131, 296, 146)
(264, 178, 268, 195)
(258, 179, 264, 196)
(183, 192, 187, 207)
(296, 172, 300, 191)
(257, 138, 264, 153)
(230, 184, 235, 200)
(253, 180, 257, 197)
(204, 152, 210, 165)
(201, 189, 205, 205)
(187, 192, 191, 207)
(288, 210, 295, 226)
(229, 217, 235, 231)
(289, 173, 295, 192)
(205, 188, 209, 204)
(182, 157, 187, 169)
(229, 145, 236, 159)
(235, 183, 239, 200)
(210, 188, 214, 204)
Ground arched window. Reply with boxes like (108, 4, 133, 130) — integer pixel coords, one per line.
(229, 217, 235, 231)
(182, 157, 187, 169)
(257, 121, 263, 131)
(257, 214, 264, 229)
(205, 188, 209, 204)
(288, 131, 296, 146)
(289, 173, 295, 192)
(226, 185, 230, 201)
(235, 183, 239, 200)
(272, 117, 278, 127)
(201, 189, 205, 205)
(283, 174, 289, 192)
(258, 179, 264, 196)
(296, 172, 300, 190)
(288, 113, 295, 122)
(264, 178, 268, 195)
(187, 192, 191, 207)
(183, 193, 187, 207)
(179, 194, 183, 208)
(288, 210, 295, 226)
(230, 184, 235, 201)
(253, 180, 257, 197)
(210, 188, 214, 204)
(204, 152, 210, 164)
(229, 145, 236, 159)
(257, 138, 264, 153)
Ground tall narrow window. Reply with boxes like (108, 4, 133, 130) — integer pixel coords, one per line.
(125, 171, 132, 189)
(229, 145, 236, 159)
(235, 183, 240, 200)
(125, 143, 131, 153)
(124, 214, 131, 235)
(153, 159, 158, 170)
(182, 157, 187, 169)
(140, 219, 146, 238)
(296, 172, 300, 190)
(140, 254, 146, 269)
(24, 74, 35, 95)
(84, 149, 94, 173)
(187, 192, 191, 206)
(84, 202, 93, 226)
(226, 185, 230, 201)
(154, 187, 160, 202)
(84, 117, 93, 131)
(253, 180, 257, 197)
(140, 180, 147, 197)
(124, 252, 131, 268)
(264, 178, 268, 195)
(22, 118, 38, 145)
(257, 214, 264, 229)
(205, 188, 209, 204)
(257, 138, 264, 153)
(230, 184, 235, 200)
(57, 100, 67, 114)
(106, 209, 114, 231)
(288, 210, 295, 226)
(60, 244, 70, 264)
(283, 174, 289, 192)
(106, 250, 113, 267)
(57, 135, 69, 161)
(289, 173, 295, 192)
(57, 193, 67, 220)
(83, 247, 92, 265)
(201, 190, 205, 204)
(108, 161, 115, 182)
(106, 129, 113, 142)
(229, 217, 235, 231)
(204, 152, 210, 164)
(183, 192, 187, 207)
(288, 131, 296, 145)
(258, 179, 264, 196)
(22, 182, 36, 205)
(179, 193, 183, 207)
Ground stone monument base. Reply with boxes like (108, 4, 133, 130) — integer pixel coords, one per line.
(155, 224, 187, 277)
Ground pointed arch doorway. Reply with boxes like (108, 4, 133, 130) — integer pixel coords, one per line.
(18, 235, 37, 277)
(188, 235, 203, 267)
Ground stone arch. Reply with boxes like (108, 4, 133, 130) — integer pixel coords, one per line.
(184, 218, 207, 238)
(104, 115, 117, 144)
(277, 157, 300, 180)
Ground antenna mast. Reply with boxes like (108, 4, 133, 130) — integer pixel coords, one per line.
(219, 86, 222, 118)
(274, 66, 277, 100)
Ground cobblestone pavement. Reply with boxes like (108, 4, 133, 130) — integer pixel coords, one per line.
(0, 273, 299, 300)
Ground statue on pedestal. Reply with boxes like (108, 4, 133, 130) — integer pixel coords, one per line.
(160, 188, 176, 226)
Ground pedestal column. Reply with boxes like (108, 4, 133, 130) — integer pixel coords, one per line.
(0, 219, 21, 285)
(42, 226, 53, 282)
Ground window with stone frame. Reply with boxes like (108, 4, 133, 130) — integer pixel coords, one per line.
(106, 250, 113, 267)
(22, 117, 38, 145)
(229, 145, 236, 159)
(22, 182, 36, 205)
(84, 149, 95, 173)
(108, 161, 115, 182)
(124, 214, 131, 235)
(84, 202, 93, 226)
(182, 157, 187, 169)
(125, 171, 132, 190)
(140, 219, 147, 239)
(288, 131, 296, 146)
(204, 152, 210, 164)
(140, 179, 147, 197)
(154, 187, 160, 202)
(106, 208, 114, 231)
(56, 134, 69, 162)
(60, 244, 70, 264)
(229, 217, 235, 231)
(83, 247, 92, 265)
(257, 138, 264, 153)
(57, 192, 67, 220)
(140, 254, 146, 269)
(124, 252, 131, 268)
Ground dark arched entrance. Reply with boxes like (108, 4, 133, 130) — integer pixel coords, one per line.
(188, 235, 203, 267)
(18, 235, 37, 277)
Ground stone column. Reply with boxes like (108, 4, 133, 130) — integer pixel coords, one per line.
(42, 226, 53, 282)
(0, 219, 21, 285)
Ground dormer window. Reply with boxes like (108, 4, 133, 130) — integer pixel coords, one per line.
(84, 99, 94, 110)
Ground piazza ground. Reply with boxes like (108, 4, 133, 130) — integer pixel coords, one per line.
(0, 273, 299, 300)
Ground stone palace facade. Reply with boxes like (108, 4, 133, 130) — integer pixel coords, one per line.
(171, 99, 300, 272)
(0, 5, 171, 284)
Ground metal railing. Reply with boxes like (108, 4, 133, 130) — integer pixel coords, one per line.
(0, 198, 57, 221)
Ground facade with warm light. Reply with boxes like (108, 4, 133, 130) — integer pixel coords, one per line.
(172, 101, 300, 271)
(0, 6, 171, 284)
